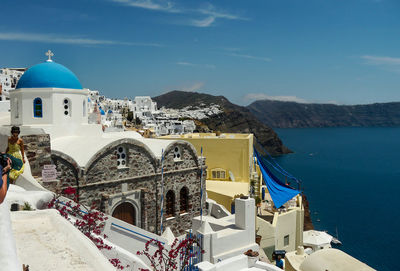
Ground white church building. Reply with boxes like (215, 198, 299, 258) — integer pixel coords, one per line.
(4, 52, 206, 236)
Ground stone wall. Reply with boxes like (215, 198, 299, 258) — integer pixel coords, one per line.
(85, 141, 157, 185)
(51, 151, 79, 190)
(22, 134, 52, 177)
(50, 140, 206, 236)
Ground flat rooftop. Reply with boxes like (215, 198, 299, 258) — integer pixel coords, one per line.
(160, 133, 252, 140)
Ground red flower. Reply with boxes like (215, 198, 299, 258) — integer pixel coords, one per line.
(62, 187, 76, 195)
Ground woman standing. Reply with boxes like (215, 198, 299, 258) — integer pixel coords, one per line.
(6, 126, 25, 183)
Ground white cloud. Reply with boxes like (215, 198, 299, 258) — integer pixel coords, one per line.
(0, 32, 163, 47)
(176, 61, 195, 66)
(191, 16, 216, 27)
(361, 55, 400, 65)
(188, 4, 247, 27)
(176, 62, 215, 69)
(244, 93, 308, 103)
(361, 55, 400, 73)
(111, 0, 180, 13)
(228, 53, 271, 62)
(112, 1, 247, 28)
(197, 3, 248, 21)
(182, 82, 204, 92)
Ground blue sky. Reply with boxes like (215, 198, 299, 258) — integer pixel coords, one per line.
(0, 0, 399, 105)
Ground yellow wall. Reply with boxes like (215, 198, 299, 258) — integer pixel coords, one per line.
(160, 133, 254, 183)
(160, 133, 259, 209)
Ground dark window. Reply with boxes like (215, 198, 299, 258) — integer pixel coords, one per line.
(180, 187, 189, 213)
(116, 146, 127, 168)
(63, 98, 71, 116)
(166, 190, 175, 217)
(284, 235, 289, 246)
(33, 98, 43, 118)
(173, 146, 182, 161)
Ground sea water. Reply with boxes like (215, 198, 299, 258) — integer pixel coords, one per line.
(274, 127, 400, 271)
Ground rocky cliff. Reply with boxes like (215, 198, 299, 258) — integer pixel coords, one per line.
(247, 100, 400, 128)
(153, 91, 291, 155)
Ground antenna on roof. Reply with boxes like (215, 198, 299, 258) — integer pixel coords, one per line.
(45, 50, 54, 62)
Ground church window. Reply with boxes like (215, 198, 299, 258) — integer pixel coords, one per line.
(166, 190, 175, 217)
(33, 98, 42, 118)
(173, 146, 182, 161)
(63, 98, 71, 116)
(179, 187, 189, 213)
(211, 168, 226, 180)
(116, 146, 127, 168)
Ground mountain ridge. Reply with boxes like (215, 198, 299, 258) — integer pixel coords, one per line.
(247, 99, 400, 128)
(153, 91, 291, 155)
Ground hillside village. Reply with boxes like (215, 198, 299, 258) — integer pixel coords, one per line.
(0, 54, 376, 271)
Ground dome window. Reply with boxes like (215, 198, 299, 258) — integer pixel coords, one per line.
(33, 98, 43, 118)
(63, 98, 71, 117)
(173, 146, 182, 161)
(116, 146, 127, 168)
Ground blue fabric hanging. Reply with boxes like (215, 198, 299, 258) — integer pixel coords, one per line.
(254, 149, 300, 208)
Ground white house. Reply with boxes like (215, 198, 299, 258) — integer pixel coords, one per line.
(192, 197, 259, 263)
(0, 67, 26, 101)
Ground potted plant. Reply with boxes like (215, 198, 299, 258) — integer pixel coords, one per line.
(244, 249, 259, 266)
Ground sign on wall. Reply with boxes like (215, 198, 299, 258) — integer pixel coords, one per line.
(42, 164, 58, 182)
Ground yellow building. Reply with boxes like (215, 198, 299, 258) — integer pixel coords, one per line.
(159, 133, 261, 211)
(160, 132, 304, 261)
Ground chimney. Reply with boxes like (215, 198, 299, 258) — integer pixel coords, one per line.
(235, 197, 255, 230)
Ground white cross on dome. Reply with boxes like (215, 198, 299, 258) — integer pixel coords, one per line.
(45, 50, 54, 62)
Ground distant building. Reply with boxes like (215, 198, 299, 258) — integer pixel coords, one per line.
(132, 96, 158, 119)
(0, 67, 26, 101)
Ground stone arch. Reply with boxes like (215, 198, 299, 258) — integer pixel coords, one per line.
(84, 138, 158, 185)
(163, 141, 200, 169)
(85, 138, 158, 170)
(111, 200, 139, 226)
(50, 150, 80, 192)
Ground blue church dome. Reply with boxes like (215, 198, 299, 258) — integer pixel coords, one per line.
(100, 109, 105, 115)
(16, 61, 83, 89)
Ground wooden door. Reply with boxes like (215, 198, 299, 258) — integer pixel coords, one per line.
(112, 202, 136, 225)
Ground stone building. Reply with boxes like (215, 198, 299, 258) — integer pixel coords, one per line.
(7, 52, 205, 235)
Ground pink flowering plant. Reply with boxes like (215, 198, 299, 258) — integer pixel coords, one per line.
(137, 236, 203, 271)
(47, 186, 128, 270)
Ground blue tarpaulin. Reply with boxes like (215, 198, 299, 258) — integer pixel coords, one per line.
(254, 149, 300, 208)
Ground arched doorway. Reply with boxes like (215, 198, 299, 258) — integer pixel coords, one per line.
(112, 202, 136, 226)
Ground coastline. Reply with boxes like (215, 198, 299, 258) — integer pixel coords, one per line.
(302, 194, 314, 230)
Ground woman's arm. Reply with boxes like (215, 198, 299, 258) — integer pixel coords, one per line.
(19, 138, 25, 163)
(0, 173, 8, 204)
(0, 159, 11, 204)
